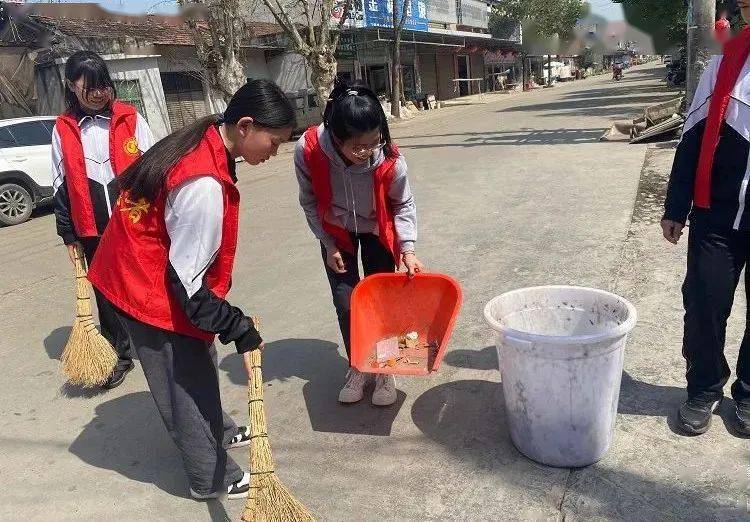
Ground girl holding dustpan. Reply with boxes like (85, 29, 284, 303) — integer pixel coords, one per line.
(295, 80, 425, 406)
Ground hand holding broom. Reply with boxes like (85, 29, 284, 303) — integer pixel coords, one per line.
(60, 243, 117, 387)
(241, 317, 314, 522)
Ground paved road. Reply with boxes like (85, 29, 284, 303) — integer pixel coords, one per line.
(4, 64, 739, 521)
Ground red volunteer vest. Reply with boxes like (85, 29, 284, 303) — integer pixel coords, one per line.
(88, 126, 240, 341)
(302, 127, 400, 265)
(56, 101, 142, 238)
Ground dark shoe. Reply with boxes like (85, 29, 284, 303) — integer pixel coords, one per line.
(102, 360, 134, 390)
(678, 395, 722, 434)
(226, 426, 251, 449)
(735, 401, 750, 436)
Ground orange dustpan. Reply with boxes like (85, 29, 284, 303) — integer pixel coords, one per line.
(350, 273, 462, 376)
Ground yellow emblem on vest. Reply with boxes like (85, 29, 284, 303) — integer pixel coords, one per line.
(124, 137, 139, 156)
(119, 195, 150, 224)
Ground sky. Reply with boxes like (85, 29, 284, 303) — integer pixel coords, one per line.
(28, 0, 627, 19)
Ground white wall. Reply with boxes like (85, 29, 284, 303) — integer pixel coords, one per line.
(243, 49, 271, 80)
(267, 52, 309, 92)
(57, 54, 171, 139)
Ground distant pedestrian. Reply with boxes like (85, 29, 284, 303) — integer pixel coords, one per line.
(662, 8, 750, 436)
(295, 80, 424, 407)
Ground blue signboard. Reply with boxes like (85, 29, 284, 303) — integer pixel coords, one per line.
(363, 0, 428, 32)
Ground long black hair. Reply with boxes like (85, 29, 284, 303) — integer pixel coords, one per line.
(323, 78, 396, 158)
(64, 50, 117, 112)
(119, 79, 296, 202)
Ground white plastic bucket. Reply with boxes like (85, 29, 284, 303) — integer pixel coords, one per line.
(484, 286, 637, 467)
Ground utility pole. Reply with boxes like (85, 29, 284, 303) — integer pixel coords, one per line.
(686, 0, 716, 107)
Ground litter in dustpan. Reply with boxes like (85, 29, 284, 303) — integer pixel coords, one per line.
(350, 273, 462, 376)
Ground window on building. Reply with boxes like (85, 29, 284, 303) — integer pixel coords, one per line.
(161, 72, 208, 131)
(113, 79, 147, 120)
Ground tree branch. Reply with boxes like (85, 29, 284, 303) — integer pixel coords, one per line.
(302, 0, 317, 47)
(263, 0, 309, 53)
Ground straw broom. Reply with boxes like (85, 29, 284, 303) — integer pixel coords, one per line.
(60, 243, 117, 387)
(242, 317, 314, 522)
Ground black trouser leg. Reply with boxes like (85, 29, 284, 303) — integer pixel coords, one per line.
(321, 238, 360, 359)
(731, 270, 750, 403)
(321, 233, 396, 361)
(117, 312, 243, 495)
(81, 237, 132, 367)
(681, 219, 744, 400)
(359, 233, 398, 276)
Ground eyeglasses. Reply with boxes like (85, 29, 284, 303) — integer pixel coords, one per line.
(332, 134, 386, 158)
(350, 142, 386, 157)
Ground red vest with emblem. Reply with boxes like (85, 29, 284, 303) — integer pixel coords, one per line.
(88, 126, 240, 341)
(302, 126, 401, 265)
(55, 100, 141, 238)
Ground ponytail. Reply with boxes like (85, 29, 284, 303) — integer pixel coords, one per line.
(323, 78, 396, 158)
(119, 79, 295, 201)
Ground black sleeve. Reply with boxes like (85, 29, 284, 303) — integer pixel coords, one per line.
(167, 263, 263, 354)
(54, 181, 78, 245)
(664, 119, 706, 225)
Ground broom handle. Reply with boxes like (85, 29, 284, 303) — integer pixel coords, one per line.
(247, 318, 275, 475)
(72, 243, 95, 315)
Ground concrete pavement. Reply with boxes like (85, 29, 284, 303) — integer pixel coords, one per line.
(0, 63, 746, 521)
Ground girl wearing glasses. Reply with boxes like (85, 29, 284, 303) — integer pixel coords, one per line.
(295, 81, 424, 406)
(52, 50, 154, 389)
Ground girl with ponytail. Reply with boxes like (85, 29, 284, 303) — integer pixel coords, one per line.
(295, 79, 424, 407)
(87, 79, 296, 499)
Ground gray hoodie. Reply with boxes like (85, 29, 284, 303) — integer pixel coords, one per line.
(295, 124, 417, 254)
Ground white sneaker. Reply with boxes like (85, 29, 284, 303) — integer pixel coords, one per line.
(338, 368, 372, 403)
(190, 471, 250, 500)
(372, 374, 397, 406)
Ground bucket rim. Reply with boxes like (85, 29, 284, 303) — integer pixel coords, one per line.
(483, 285, 638, 345)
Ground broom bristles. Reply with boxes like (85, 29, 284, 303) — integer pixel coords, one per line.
(60, 245, 117, 388)
(242, 318, 314, 521)
(242, 474, 315, 522)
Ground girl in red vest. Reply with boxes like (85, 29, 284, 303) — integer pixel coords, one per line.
(87, 80, 296, 499)
(52, 50, 154, 389)
(296, 82, 424, 407)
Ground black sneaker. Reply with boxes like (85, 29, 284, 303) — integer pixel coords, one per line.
(678, 395, 722, 435)
(735, 401, 750, 436)
(227, 425, 251, 449)
(102, 360, 134, 390)
(190, 472, 250, 500)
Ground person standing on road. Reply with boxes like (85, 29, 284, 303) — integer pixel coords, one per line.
(86, 79, 296, 500)
(52, 50, 154, 389)
(662, 4, 750, 436)
(295, 81, 424, 407)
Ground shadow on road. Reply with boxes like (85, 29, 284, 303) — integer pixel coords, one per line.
(399, 128, 606, 148)
(220, 338, 405, 437)
(68, 391, 189, 498)
(443, 346, 497, 371)
(411, 376, 743, 519)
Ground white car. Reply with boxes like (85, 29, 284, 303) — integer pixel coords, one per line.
(0, 116, 56, 226)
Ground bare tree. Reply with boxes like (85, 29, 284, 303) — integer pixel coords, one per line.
(390, 0, 409, 118)
(262, 0, 352, 110)
(176, 0, 251, 108)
